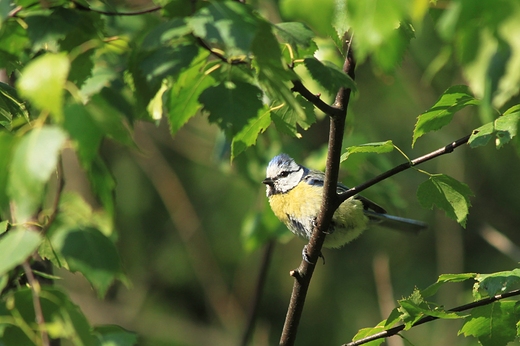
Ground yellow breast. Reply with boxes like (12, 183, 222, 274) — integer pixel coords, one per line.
(268, 182, 370, 248)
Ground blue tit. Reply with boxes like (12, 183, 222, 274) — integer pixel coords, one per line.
(263, 153, 427, 249)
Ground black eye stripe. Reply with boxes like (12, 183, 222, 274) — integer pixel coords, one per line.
(278, 168, 301, 178)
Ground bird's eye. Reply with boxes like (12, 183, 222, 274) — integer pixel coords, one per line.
(279, 171, 290, 178)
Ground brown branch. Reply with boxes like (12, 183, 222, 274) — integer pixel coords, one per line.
(279, 37, 355, 346)
(345, 288, 520, 346)
(22, 261, 49, 346)
(338, 134, 471, 204)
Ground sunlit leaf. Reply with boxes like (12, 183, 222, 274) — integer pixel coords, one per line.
(417, 174, 473, 227)
(475, 269, 520, 297)
(341, 140, 394, 161)
(7, 126, 67, 222)
(16, 53, 70, 122)
(304, 57, 357, 95)
(413, 85, 479, 146)
(188, 1, 260, 57)
(231, 105, 271, 160)
(0, 228, 41, 276)
(275, 22, 317, 57)
(422, 273, 478, 298)
(460, 302, 520, 346)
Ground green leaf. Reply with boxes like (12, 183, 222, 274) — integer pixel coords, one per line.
(166, 51, 215, 135)
(271, 94, 316, 137)
(0, 228, 41, 276)
(459, 301, 520, 346)
(351, 320, 386, 346)
(0, 220, 8, 235)
(188, 1, 260, 57)
(7, 126, 67, 222)
(417, 174, 473, 227)
(494, 111, 520, 148)
(274, 22, 317, 57)
(87, 94, 135, 148)
(469, 122, 495, 148)
(0, 82, 29, 130)
(199, 81, 263, 135)
(63, 103, 103, 166)
(134, 43, 199, 112)
(252, 21, 305, 122)
(231, 105, 271, 160)
(0, 132, 16, 212)
(303, 57, 357, 95)
(2, 287, 95, 344)
(412, 85, 479, 146)
(50, 227, 125, 297)
(16, 53, 70, 122)
(93, 325, 138, 346)
(341, 140, 394, 161)
(475, 269, 520, 297)
(469, 111, 520, 149)
(422, 273, 478, 298)
(87, 157, 116, 220)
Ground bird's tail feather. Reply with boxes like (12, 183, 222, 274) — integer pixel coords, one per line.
(364, 210, 427, 234)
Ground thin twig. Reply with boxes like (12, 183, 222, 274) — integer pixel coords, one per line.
(345, 288, 520, 346)
(22, 261, 49, 346)
(279, 36, 355, 346)
(240, 240, 275, 346)
(338, 134, 471, 204)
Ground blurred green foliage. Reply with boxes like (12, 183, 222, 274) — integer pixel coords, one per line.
(1, 0, 520, 345)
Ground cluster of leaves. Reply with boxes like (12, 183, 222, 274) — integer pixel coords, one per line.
(354, 269, 520, 346)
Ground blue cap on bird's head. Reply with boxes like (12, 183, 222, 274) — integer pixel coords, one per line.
(267, 153, 294, 171)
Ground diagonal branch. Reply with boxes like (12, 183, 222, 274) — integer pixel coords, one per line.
(338, 134, 471, 204)
(345, 288, 520, 346)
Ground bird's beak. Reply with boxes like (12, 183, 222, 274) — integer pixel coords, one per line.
(262, 178, 273, 185)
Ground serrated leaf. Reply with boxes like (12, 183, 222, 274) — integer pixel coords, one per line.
(271, 94, 316, 137)
(252, 21, 305, 121)
(199, 80, 263, 135)
(16, 53, 70, 122)
(50, 227, 124, 297)
(351, 320, 386, 346)
(188, 1, 260, 57)
(341, 140, 394, 161)
(413, 85, 479, 146)
(475, 269, 520, 297)
(7, 126, 67, 222)
(304, 57, 357, 95)
(231, 105, 271, 160)
(140, 18, 191, 51)
(275, 22, 317, 57)
(422, 273, 478, 298)
(166, 52, 216, 135)
(0, 228, 41, 276)
(459, 302, 520, 346)
(417, 174, 473, 227)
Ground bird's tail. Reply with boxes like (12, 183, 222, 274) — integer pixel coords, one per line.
(364, 210, 427, 234)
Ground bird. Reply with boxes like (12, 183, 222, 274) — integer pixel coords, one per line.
(262, 154, 427, 260)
